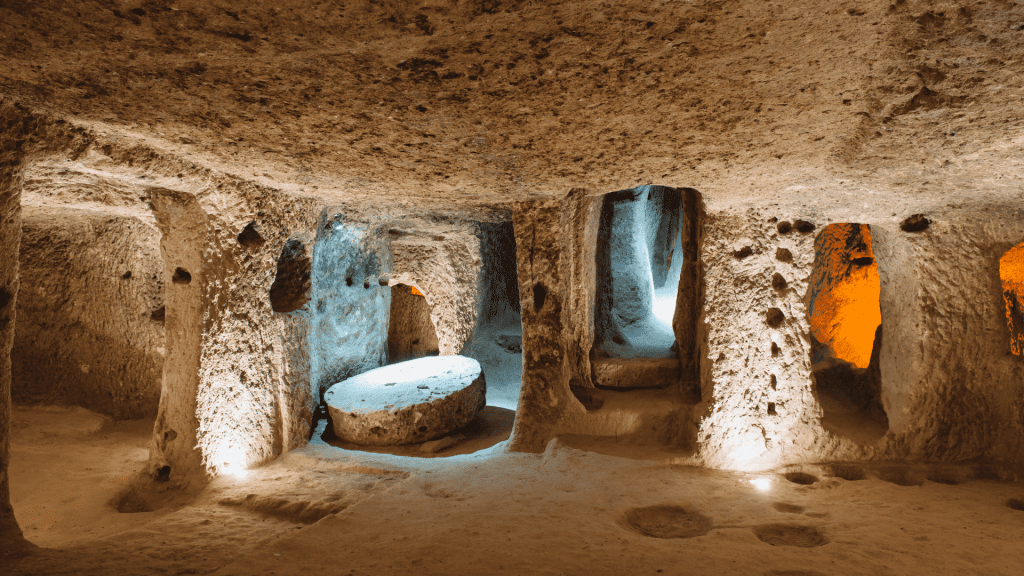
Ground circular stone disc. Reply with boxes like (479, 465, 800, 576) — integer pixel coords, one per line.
(324, 355, 486, 446)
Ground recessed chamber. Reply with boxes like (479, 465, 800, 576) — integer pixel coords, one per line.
(805, 223, 888, 443)
(1000, 242, 1024, 357)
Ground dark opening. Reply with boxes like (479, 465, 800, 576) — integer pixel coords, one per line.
(806, 223, 888, 443)
(171, 267, 191, 285)
(532, 282, 547, 311)
(900, 214, 931, 232)
(237, 221, 266, 248)
(387, 284, 440, 363)
(269, 237, 312, 313)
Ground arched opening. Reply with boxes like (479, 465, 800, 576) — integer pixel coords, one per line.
(806, 223, 888, 443)
(387, 283, 440, 362)
(315, 222, 520, 458)
(1000, 242, 1024, 356)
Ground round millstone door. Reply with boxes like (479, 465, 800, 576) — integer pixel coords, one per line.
(324, 355, 486, 446)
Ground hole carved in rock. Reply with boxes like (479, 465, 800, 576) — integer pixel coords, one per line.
(269, 237, 312, 313)
(171, 267, 192, 285)
(621, 505, 713, 539)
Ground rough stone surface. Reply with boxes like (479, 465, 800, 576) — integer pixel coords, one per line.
(325, 355, 486, 446)
(0, 105, 28, 556)
(3, 2, 1024, 551)
(592, 358, 680, 390)
(388, 220, 486, 357)
(388, 284, 440, 363)
(12, 206, 164, 419)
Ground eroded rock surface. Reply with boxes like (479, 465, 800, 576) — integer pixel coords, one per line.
(325, 355, 486, 446)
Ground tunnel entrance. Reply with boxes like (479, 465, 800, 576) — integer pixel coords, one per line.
(591, 185, 685, 390)
(1000, 242, 1024, 357)
(806, 223, 888, 443)
(387, 284, 440, 363)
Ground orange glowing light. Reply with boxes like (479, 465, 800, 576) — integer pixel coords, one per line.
(807, 224, 881, 368)
(411, 286, 423, 296)
(999, 243, 1024, 356)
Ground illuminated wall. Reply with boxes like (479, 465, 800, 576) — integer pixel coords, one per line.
(806, 223, 881, 369)
(1001, 242, 1024, 356)
(593, 185, 683, 359)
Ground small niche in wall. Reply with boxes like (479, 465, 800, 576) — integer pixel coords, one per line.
(592, 185, 686, 390)
(805, 223, 888, 443)
(270, 237, 312, 313)
(1000, 242, 1024, 356)
(388, 284, 440, 363)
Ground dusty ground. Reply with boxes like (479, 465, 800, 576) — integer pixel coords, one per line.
(6, 405, 1024, 575)
(2, 0, 1024, 209)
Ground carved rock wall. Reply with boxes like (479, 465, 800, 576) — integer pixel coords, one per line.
(12, 206, 164, 419)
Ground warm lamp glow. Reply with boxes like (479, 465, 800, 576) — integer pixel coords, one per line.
(808, 224, 881, 368)
(1000, 243, 1024, 356)
(411, 286, 423, 296)
(215, 446, 250, 478)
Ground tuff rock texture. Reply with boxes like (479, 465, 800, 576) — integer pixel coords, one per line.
(325, 355, 486, 446)
(11, 205, 164, 419)
(388, 284, 441, 363)
(2, 0, 1024, 554)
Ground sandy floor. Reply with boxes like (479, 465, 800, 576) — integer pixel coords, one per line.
(7, 405, 1024, 575)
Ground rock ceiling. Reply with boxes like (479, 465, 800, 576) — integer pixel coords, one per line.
(2, 0, 1024, 211)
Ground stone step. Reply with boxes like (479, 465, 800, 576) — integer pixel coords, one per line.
(557, 387, 692, 445)
(591, 357, 680, 389)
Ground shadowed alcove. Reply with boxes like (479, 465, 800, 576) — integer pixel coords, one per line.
(805, 223, 888, 443)
(1000, 242, 1024, 357)
(387, 284, 440, 363)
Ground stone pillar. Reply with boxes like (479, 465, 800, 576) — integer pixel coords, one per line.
(148, 187, 330, 486)
(0, 121, 30, 556)
(695, 208, 833, 470)
(508, 196, 574, 451)
(148, 189, 211, 488)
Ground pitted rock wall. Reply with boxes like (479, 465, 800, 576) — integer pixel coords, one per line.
(388, 284, 440, 362)
(695, 209, 833, 470)
(310, 218, 392, 397)
(12, 206, 164, 419)
(0, 112, 27, 554)
(875, 213, 1024, 463)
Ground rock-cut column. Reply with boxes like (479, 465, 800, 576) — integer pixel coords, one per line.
(0, 116, 31, 557)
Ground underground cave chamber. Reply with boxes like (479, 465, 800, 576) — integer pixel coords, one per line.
(805, 223, 889, 443)
(522, 185, 702, 449)
(265, 218, 522, 455)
